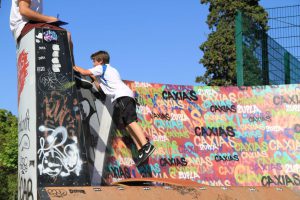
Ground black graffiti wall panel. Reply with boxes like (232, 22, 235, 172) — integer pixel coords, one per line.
(35, 28, 89, 186)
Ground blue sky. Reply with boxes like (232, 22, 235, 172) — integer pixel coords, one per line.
(0, 0, 299, 115)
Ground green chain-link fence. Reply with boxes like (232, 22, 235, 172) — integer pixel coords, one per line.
(235, 6, 300, 86)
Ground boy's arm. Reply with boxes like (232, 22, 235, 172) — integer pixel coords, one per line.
(74, 67, 104, 94)
(19, 0, 57, 22)
(89, 75, 102, 91)
(73, 66, 93, 76)
(89, 74, 97, 82)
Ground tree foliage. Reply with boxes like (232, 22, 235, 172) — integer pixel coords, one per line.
(0, 109, 18, 171)
(0, 109, 18, 200)
(197, 0, 268, 86)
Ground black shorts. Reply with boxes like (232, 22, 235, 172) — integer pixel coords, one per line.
(113, 97, 138, 129)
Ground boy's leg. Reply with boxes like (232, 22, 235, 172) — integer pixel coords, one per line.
(126, 121, 147, 149)
(126, 126, 142, 150)
(126, 121, 155, 166)
(118, 97, 155, 165)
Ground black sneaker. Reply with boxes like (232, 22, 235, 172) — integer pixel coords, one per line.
(135, 143, 155, 166)
(135, 148, 145, 166)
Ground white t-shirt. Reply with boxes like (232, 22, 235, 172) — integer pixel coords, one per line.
(89, 64, 134, 102)
(10, 0, 43, 42)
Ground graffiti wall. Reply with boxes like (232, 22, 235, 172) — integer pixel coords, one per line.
(100, 81, 300, 189)
(18, 28, 91, 200)
(76, 80, 114, 185)
(34, 28, 90, 187)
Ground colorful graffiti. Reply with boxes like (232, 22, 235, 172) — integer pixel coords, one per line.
(17, 50, 29, 106)
(101, 82, 300, 189)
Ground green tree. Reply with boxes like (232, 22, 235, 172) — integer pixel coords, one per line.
(0, 109, 18, 200)
(196, 0, 268, 86)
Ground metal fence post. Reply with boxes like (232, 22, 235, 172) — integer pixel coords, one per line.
(235, 10, 244, 86)
(284, 52, 291, 84)
(261, 32, 269, 85)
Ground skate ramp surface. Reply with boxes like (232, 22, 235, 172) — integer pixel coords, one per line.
(40, 185, 299, 200)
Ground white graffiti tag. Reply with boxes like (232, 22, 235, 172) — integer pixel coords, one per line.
(37, 125, 82, 177)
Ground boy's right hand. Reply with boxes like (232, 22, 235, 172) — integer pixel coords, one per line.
(89, 75, 97, 82)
